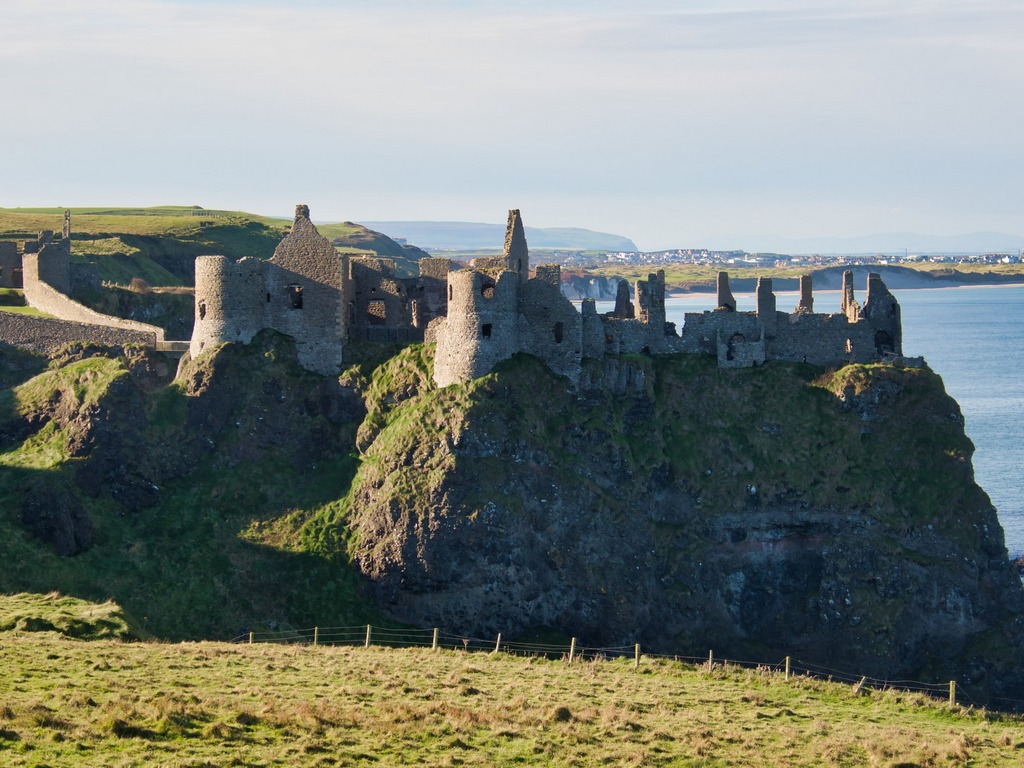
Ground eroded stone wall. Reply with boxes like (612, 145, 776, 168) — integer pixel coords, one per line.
(0, 313, 157, 355)
(191, 205, 344, 375)
(433, 270, 520, 387)
(0, 242, 21, 288)
(22, 249, 164, 345)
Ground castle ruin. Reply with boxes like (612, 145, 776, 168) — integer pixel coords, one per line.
(1, 211, 174, 352)
(187, 205, 903, 384)
(191, 205, 451, 374)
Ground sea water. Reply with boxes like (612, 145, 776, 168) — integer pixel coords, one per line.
(595, 286, 1024, 557)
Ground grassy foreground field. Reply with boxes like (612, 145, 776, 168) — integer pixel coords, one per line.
(1, 630, 1021, 767)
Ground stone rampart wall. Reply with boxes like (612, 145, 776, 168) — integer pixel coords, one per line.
(22, 256, 163, 344)
(0, 313, 157, 355)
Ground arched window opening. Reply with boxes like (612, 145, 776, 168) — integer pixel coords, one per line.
(288, 284, 303, 309)
(481, 323, 492, 339)
(553, 321, 564, 344)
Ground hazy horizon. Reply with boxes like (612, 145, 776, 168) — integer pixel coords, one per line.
(2, 1, 1022, 251)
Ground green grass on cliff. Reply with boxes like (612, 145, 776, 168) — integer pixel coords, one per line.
(344, 350, 972, 524)
(0, 339, 379, 640)
(0, 206, 422, 286)
(0, 337, 996, 648)
(0, 592, 140, 640)
(0, 630, 1021, 767)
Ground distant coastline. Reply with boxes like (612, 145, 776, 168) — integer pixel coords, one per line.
(666, 265, 1024, 295)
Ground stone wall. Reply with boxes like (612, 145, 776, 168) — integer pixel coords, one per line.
(0, 313, 157, 355)
(346, 256, 417, 340)
(519, 277, 583, 384)
(22, 250, 164, 345)
(18, 211, 167, 346)
(415, 257, 451, 326)
(0, 242, 21, 288)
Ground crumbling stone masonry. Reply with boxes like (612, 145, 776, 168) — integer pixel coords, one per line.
(191, 205, 345, 375)
(0, 241, 21, 288)
(432, 210, 668, 387)
(16, 211, 167, 347)
(190, 206, 456, 371)
(432, 210, 903, 385)
(186, 204, 903, 386)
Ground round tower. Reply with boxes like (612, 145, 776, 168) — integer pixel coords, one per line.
(433, 269, 520, 387)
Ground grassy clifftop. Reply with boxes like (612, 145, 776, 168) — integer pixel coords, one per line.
(0, 206, 422, 286)
(0, 337, 1020, 704)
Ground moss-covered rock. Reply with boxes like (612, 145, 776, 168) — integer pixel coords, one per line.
(343, 351, 1024, 705)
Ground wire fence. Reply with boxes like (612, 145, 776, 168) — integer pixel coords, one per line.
(231, 623, 1024, 713)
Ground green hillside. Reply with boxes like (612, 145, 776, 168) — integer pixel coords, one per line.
(0, 206, 421, 286)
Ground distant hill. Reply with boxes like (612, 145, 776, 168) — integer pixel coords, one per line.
(359, 220, 638, 252)
(315, 220, 428, 277)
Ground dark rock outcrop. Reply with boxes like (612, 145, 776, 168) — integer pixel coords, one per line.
(20, 477, 93, 556)
(349, 353, 1024, 706)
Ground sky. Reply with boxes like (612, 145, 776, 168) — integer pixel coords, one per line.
(2, 0, 1022, 251)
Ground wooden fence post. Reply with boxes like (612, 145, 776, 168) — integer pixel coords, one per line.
(494, 633, 502, 654)
(432, 628, 439, 651)
(313, 627, 319, 647)
(785, 656, 790, 681)
(569, 637, 577, 665)
(707, 649, 713, 670)
(365, 625, 372, 648)
(635, 644, 641, 670)
(248, 632, 254, 645)
(949, 681, 956, 707)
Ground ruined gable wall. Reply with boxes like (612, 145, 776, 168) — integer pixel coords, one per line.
(265, 205, 344, 374)
(862, 273, 902, 355)
(433, 269, 519, 387)
(503, 209, 530, 286)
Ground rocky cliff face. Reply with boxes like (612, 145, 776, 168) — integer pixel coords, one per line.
(4, 334, 1023, 703)
(348, 351, 1024, 704)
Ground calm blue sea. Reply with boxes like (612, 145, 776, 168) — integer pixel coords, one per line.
(602, 286, 1024, 557)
